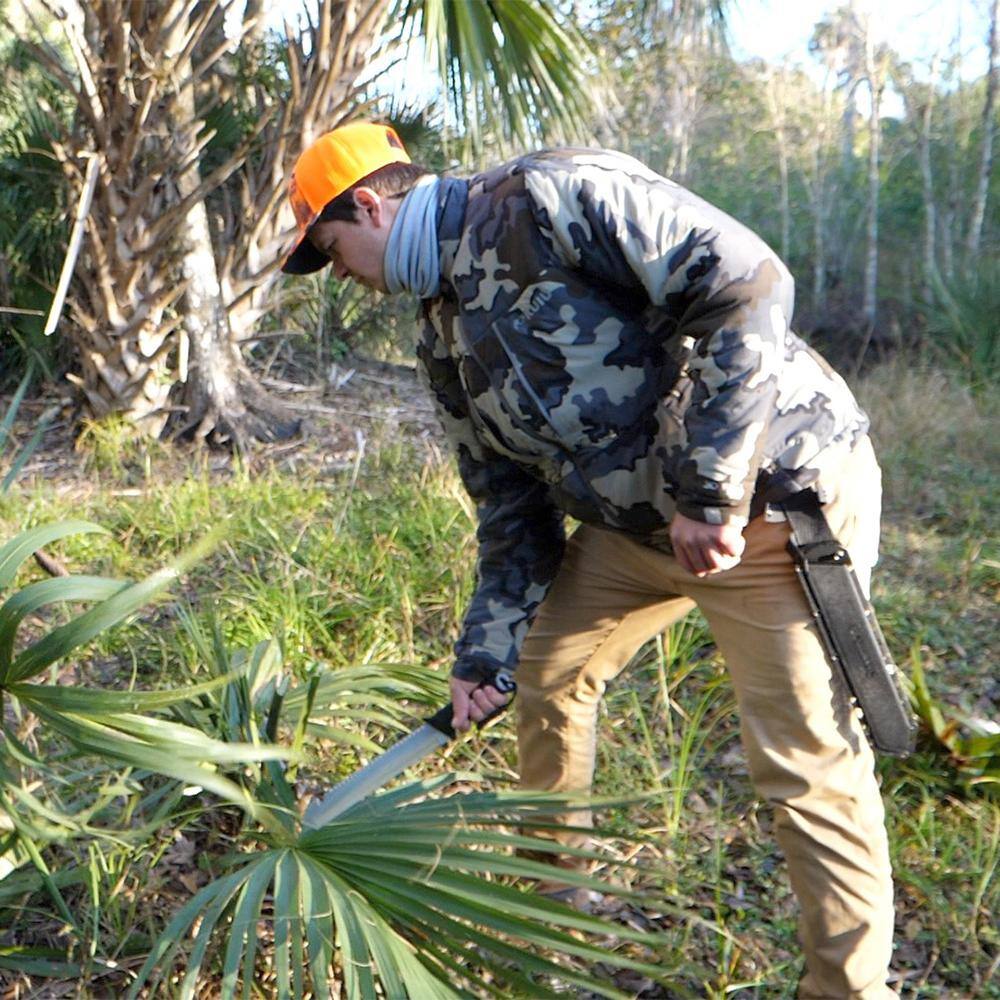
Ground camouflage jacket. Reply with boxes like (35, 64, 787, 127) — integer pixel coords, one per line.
(417, 149, 870, 683)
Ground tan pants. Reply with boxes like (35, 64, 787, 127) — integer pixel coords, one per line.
(516, 439, 895, 998)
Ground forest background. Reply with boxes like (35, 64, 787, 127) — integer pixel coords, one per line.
(0, 0, 997, 997)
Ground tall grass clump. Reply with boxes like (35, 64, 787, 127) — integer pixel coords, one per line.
(855, 356, 997, 673)
(926, 262, 1000, 392)
(855, 356, 998, 531)
(0, 361, 55, 494)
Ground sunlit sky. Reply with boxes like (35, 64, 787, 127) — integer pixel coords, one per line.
(729, 0, 991, 118)
(729, 0, 990, 79)
(243, 0, 993, 120)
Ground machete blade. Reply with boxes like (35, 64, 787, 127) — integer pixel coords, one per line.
(302, 723, 449, 828)
(302, 672, 516, 830)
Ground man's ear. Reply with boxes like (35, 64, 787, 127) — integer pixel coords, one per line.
(352, 187, 383, 225)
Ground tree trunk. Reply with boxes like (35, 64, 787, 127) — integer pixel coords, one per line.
(765, 69, 792, 262)
(174, 159, 299, 448)
(861, 26, 881, 334)
(34, 1, 189, 436)
(21, 0, 592, 445)
(655, 2, 722, 184)
(811, 162, 827, 312)
(918, 61, 940, 306)
(854, 17, 885, 377)
(26, 0, 386, 444)
(801, 73, 836, 315)
(169, 38, 298, 447)
(941, 31, 968, 281)
(965, 0, 999, 259)
(663, 57, 698, 182)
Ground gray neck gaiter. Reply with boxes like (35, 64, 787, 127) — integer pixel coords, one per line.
(383, 175, 441, 299)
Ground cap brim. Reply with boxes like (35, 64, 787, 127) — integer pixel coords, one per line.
(281, 235, 330, 275)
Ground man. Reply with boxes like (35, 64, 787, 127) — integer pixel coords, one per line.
(282, 121, 895, 998)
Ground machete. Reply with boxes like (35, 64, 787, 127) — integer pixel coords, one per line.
(302, 671, 516, 829)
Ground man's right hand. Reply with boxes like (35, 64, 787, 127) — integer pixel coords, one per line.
(450, 676, 513, 732)
(670, 511, 747, 577)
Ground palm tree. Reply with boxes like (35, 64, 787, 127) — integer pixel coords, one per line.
(14, 0, 603, 445)
(0, 26, 73, 377)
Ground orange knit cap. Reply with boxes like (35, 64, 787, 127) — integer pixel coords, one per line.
(282, 122, 411, 274)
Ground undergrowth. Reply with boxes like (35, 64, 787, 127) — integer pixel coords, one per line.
(0, 363, 996, 997)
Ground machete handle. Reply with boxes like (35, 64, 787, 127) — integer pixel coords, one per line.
(426, 670, 517, 739)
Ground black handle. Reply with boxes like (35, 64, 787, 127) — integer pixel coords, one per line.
(425, 671, 516, 739)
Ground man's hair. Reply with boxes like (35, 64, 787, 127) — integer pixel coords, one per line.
(317, 161, 432, 223)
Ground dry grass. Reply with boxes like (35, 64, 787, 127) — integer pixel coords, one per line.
(856, 358, 998, 527)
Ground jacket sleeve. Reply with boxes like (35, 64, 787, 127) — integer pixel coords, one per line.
(417, 313, 565, 682)
(526, 156, 793, 525)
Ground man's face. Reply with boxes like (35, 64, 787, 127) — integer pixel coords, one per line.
(308, 187, 396, 292)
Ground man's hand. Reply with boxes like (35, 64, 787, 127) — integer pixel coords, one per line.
(450, 676, 513, 732)
(670, 512, 747, 577)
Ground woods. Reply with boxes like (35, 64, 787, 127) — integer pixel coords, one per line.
(2, 1, 996, 412)
(3, 0, 598, 442)
(0, 1, 998, 997)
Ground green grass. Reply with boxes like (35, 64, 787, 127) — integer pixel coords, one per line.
(0, 362, 997, 996)
(0, 443, 478, 689)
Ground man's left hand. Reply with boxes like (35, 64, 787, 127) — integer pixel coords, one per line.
(670, 512, 747, 577)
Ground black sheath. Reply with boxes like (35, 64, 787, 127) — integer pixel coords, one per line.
(780, 490, 918, 757)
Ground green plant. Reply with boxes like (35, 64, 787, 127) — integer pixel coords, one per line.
(0, 361, 55, 492)
(130, 784, 675, 1000)
(0, 521, 306, 983)
(0, 520, 693, 996)
(927, 263, 1000, 390)
(0, 523, 296, 874)
(908, 644, 1000, 789)
(0, 34, 74, 379)
(74, 411, 167, 481)
(135, 612, 681, 998)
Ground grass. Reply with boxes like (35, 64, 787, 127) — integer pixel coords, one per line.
(0, 362, 997, 997)
(857, 359, 999, 706)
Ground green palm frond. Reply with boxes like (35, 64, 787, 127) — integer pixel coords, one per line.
(0, 945, 82, 979)
(0, 736, 179, 853)
(289, 662, 448, 734)
(0, 384, 55, 493)
(397, 0, 603, 153)
(176, 609, 447, 750)
(1, 35, 73, 368)
(0, 522, 691, 996)
(909, 646, 1000, 787)
(3, 528, 220, 684)
(0, 523, 300, 836)
(927, 263, 1000, 389)
(131, 779, 683, 1000)
(0, 361, 34, 454)
(0, 520, 106, 592)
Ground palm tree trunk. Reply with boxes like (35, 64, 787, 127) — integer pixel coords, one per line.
(169, 53, 297, 447)
(23, 0, 601, 444)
